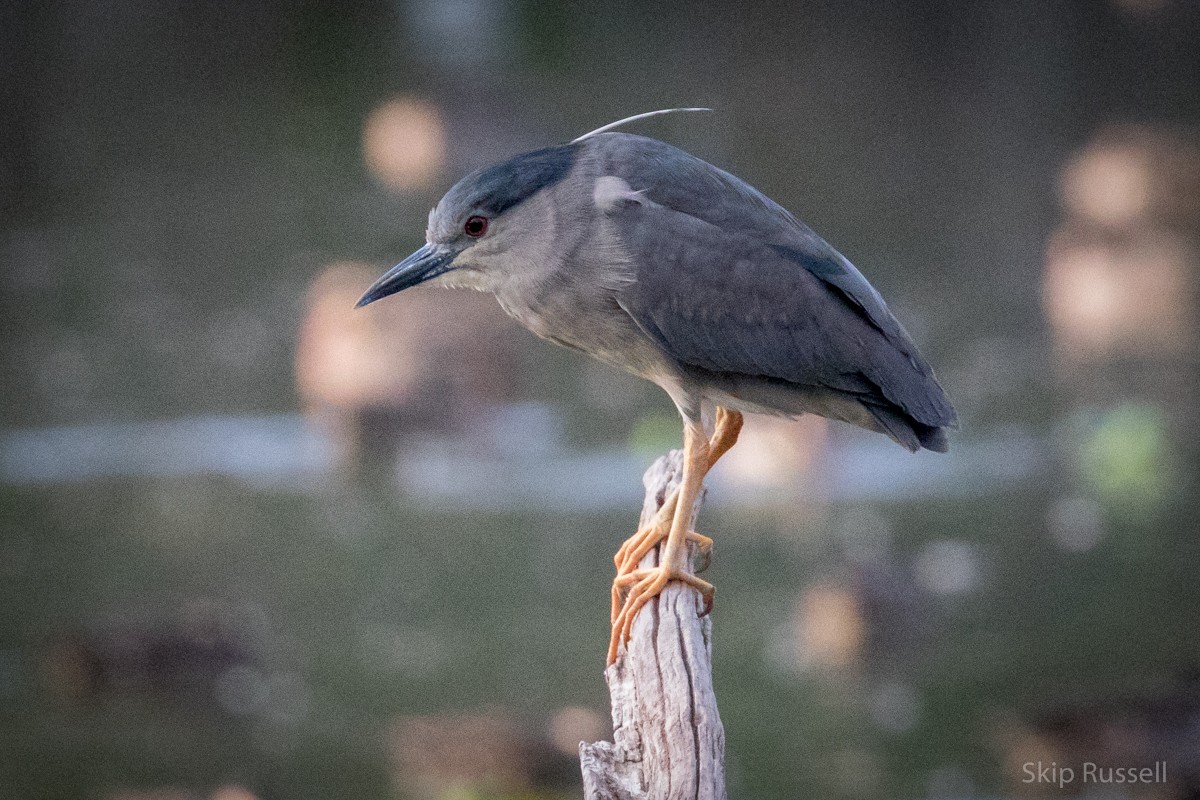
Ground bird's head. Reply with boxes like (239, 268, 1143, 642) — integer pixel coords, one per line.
(356, 143, 579, 308)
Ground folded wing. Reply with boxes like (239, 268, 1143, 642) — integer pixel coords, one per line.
(591, 133, 957, 450)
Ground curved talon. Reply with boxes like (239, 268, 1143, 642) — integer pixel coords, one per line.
(609, 569, 666, 663)
(613, 569, 667, 660)
(607, 566, 715, 664)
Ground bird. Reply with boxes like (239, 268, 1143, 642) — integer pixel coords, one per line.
(356, 110, 957, 665)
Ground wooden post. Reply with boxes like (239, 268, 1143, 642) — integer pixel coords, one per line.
(580, 450, 728, 800)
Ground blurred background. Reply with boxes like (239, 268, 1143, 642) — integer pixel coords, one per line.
(2, 1, 1199, 798)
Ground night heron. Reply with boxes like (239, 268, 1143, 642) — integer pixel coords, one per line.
(357, 110, 957, 664)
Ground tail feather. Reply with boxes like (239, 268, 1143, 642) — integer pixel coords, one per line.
(866, 403, 950, 453)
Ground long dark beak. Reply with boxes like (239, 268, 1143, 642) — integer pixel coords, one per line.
(355, 244, 456, 308)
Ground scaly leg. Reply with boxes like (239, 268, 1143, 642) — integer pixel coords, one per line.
(612, 408, 744, 576)
(610, 524, 713, 622)
(612, 495, 712, 583)
(612, 491, 679, 573)
(608, 421, 713, 664)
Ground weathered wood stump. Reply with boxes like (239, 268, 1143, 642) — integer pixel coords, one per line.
(580, 450, 727, 800)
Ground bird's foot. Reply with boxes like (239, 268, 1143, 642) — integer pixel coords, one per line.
(614, 523, 712, 580)
(613, 493, 711, 577)
(605, 409, 740, 664)
(609, 530, 712, 623)
(607, 566, 714, 664)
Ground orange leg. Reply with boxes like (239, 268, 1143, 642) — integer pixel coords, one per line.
(608, 417, 731, 664)
(612, 491, 679, 573)
(611, 408, 744, 577)
(610, 521, 713, 622)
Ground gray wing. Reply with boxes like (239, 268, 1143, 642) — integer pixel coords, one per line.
(591, 134, 957, 446)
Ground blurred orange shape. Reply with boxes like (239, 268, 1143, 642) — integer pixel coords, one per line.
(362, 97, 446, 191)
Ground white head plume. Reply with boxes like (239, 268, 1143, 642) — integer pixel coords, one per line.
(572, 108, 713, 143)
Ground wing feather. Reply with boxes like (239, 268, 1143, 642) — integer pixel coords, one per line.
(592, 133, 957, 431)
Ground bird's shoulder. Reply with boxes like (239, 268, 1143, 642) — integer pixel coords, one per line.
(584, 133, 796, 238)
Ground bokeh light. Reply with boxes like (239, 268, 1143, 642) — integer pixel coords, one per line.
(1080, 403, 1172, 513)
(361, 97, 446, 191)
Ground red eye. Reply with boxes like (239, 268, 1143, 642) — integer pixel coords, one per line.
(464, 216, 488, 237)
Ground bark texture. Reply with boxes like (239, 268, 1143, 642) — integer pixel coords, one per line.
(580, 450, 727, 800)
